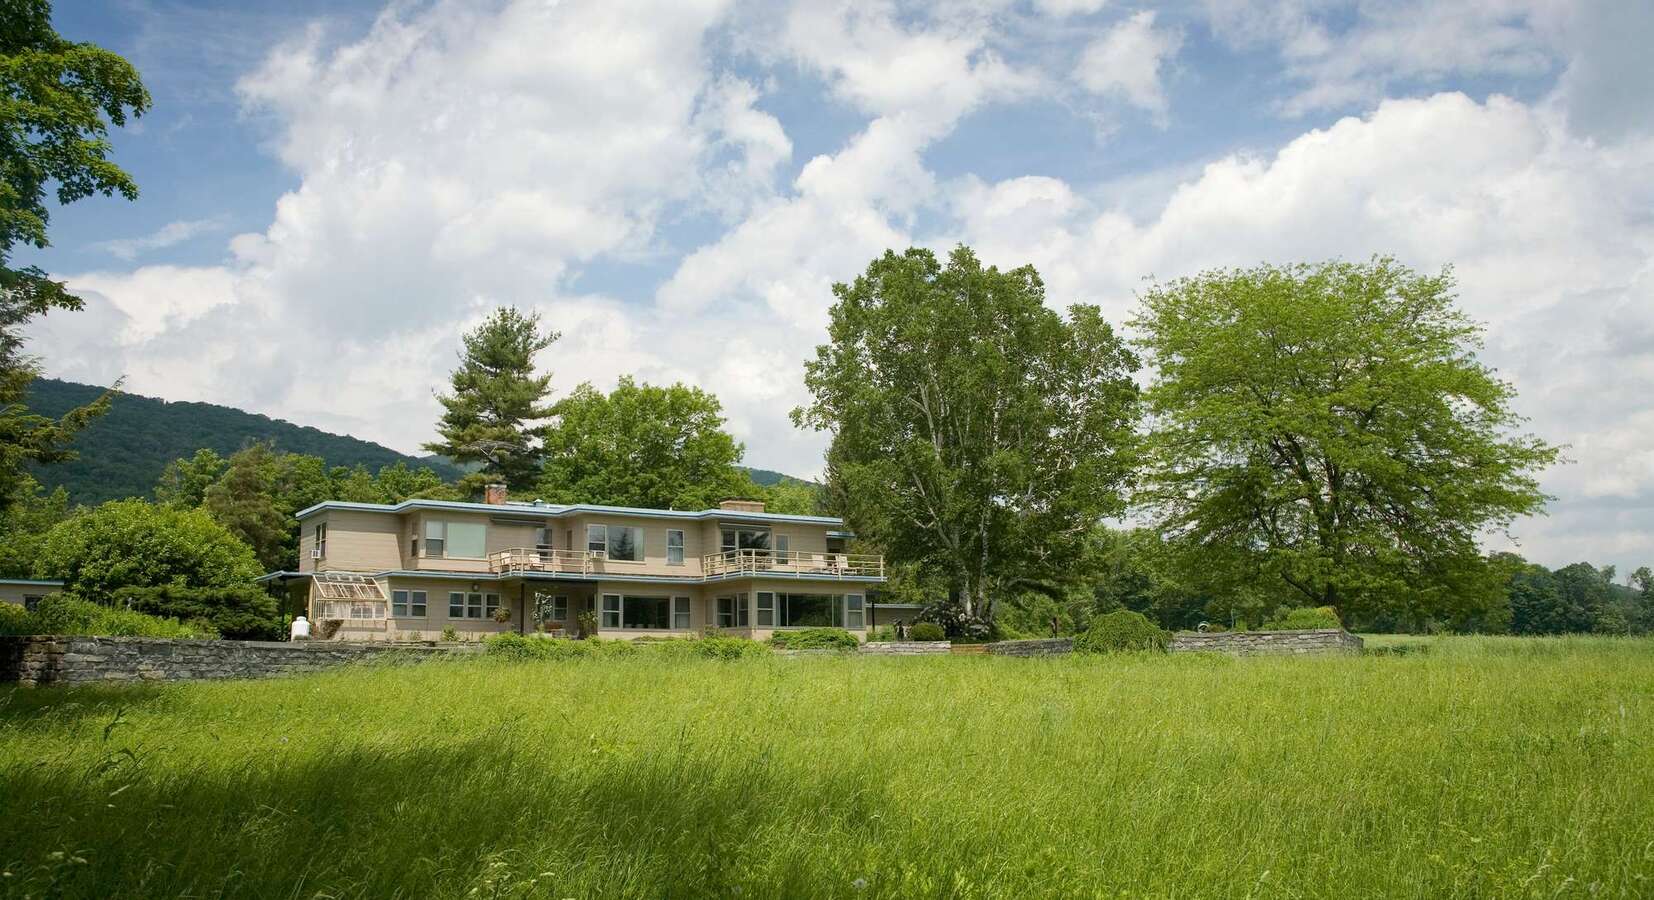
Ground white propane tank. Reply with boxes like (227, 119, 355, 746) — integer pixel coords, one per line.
(290, 615, 311, 641)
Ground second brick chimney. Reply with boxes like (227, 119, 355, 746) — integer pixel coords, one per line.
(484, 483, 509, 505)
(718, 498, 766, 513)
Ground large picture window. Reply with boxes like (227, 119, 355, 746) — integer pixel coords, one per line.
(775, 593, 843, 627)
(426, 520, 487, 558)
(588, 524, 645, 561)
(720, 525, 770, 554)
(601, 594, 682, 629)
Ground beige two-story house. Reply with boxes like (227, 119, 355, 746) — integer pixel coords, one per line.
(267, 489, 888, 641)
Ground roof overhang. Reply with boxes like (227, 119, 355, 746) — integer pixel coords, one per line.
(294, 498, 844, 528)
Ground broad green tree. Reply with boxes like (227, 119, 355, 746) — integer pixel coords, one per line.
(0, 473, 68, 577)
(796, 247, 1140, 632)
(424, 307, 558, 493)
(33, 499, 263, 599)
(537, 377, 750, 509)
(154, 448, 228, 507)
(1132, 259, 1558, 624)
(1, 1, 148, 511)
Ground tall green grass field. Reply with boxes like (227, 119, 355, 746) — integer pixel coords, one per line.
(2, 636, 1651, 898)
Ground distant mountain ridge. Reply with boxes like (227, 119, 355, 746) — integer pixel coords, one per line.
(25, 379, 463, 505)
(24, 379, 813, 506)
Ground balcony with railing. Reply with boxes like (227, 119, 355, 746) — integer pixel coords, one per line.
(489, 548, 602, 576)
(702, 549, 885, 580)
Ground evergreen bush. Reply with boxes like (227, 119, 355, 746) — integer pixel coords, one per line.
(1073, 609, 1168, 654)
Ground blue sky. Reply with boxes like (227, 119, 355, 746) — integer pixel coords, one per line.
(20, 0, 1654, 572)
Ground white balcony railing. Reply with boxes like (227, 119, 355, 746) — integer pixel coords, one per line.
(702, 549, 884, 580)
(489, 548, 601, 576)
(488, 547, 885, 581)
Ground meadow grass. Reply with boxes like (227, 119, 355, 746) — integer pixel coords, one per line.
(2, 636, 1651, 898)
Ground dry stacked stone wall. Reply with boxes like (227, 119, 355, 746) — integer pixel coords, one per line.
(983, 630, 1362, 657)
(1168, 629, 1363, 655)
(860, 641, 952, 655)
(0, 636, 476, 686)
(987, 638, 1075, 656)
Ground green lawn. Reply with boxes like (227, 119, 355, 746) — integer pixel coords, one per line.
(2, 637, 1651, 898)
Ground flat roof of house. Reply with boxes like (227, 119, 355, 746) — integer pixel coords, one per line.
(0, 579, 62, 587)
(294, 498, 846, 527)
(256, 569, 885, 586)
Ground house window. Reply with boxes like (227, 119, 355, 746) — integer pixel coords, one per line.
(314, 523, 327, 558)
(717, 594, 750, 628)
(666, 529, 684, 565)
(720, 526, 770, 555)
(23, 595, 44, 613)
(392, 590, 428, 617)
(448, 591, 495, 619)
(775, 593, 841, 627)
(532, 593, 567, 622)
(756, 592, 774, 627)
(673, 596, 691, 629)
(775, 534, 790, 562)
(601, 594, 621, 628)
(589, 524, 644, 561)
(845, 594, 865, 629)
(622, 596, 670, 629)
(425, 520, 487, 559)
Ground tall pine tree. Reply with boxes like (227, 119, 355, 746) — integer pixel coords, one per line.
(424, 307, 557, 494)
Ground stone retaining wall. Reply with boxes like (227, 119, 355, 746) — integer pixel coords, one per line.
(983, 630, 1362, 657)
(1169, 629, 1363, 655)
(987, 638, 1075, 656)
(861, 641, 951, 655)
(0, 636, 475, 686)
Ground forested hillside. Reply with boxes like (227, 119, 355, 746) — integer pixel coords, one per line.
(25, 379, 462, 504)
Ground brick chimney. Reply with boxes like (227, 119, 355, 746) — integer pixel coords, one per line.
(718, 498, 766, 513)
(484, 483, 509, 505)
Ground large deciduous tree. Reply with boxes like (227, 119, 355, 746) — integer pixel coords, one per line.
(1, 1, 148, 511)
(424, 307, 557, 494)
(796, 246, 1140, 633)
(537, 377, 751, 510)
(33, 499, 263, 599)
(1132, 258, 1558, 625)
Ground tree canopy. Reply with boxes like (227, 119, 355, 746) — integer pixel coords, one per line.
(33, 499, 263, 599)
(1132, 258, 1559, 625)
(797, 246, 1140, 633)
(1, 2, 148, 513)
(537, 377, 752, 510)
(424, 307, 558, 493)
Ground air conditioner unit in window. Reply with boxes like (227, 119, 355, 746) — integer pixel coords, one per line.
(311, 548, 324, 559)
(590, 550, 607, 560)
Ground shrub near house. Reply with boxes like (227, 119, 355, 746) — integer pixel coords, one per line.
(0, 595, 216, 638)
